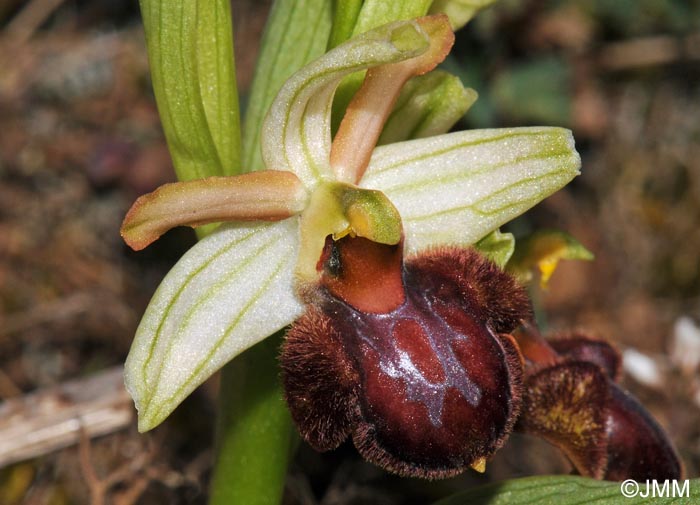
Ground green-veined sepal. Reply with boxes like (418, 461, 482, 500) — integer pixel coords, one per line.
(125, 219, 303, 432)
(361, 127, 581, 254)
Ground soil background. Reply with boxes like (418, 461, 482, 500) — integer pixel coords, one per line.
(1, 0, 698, 503)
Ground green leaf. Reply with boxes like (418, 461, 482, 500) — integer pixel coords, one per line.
(328, 0, 363, 49)
(242, 0, 332, 173)
(378, 70, 477, 145)
(361, 127, 581, 255)
(475, 229, 515, 268)
(124, 219, 304, 431)
(429, 0, 499, 30)
(432, 475, 700, 505)
(195, 1, 241, 176)
(139, 0, 241, 180)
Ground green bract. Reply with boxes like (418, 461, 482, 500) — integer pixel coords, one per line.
(122, 16, 581, 432)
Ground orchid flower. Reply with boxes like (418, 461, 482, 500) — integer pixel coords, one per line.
(121, 15, 580, 434)
(514, 324, 683, 481)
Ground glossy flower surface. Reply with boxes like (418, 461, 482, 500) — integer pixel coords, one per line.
(283, 236, 529, 477)
(121, 15, 581, 432)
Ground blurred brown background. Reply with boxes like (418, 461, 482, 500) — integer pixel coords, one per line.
(0, 0, 698, 503)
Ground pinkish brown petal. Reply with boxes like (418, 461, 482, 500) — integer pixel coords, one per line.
(120, 170, 307, 250)
(331, 15, 454, 184)
(512, 322, 560, 369)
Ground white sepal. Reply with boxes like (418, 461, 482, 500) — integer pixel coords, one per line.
(361, 127, 581, 254)
(124, 219, 303, 431)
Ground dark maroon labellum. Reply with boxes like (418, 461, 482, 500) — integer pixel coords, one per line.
(282, 236, 530, 478)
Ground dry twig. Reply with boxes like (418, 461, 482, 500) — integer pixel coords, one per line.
(0, 366, 133, 468)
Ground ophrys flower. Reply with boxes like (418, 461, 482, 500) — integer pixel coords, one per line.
(121, 15, 581, 438)
(514, 325, 683, 481)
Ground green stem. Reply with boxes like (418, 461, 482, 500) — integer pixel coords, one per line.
(209, 333, 294, 505)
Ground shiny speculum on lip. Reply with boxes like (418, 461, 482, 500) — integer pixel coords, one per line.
(282, 236, 530, 478)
